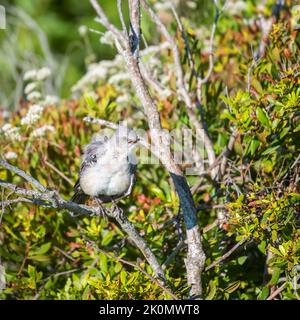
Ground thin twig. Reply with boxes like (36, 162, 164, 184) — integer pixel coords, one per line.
(83, 116, 119, 130)
(205, 239, 246, 271)
(53, 246, 76, 262)
(117, 0, 128, 35)
(266, 283, 286, 300)
(90, 0, 127, 48)
(34, 268, 80, 300)
(0, 187, 4, 225)
(80, 256, 100, 281)
(220, 129, 238, 177)
(202, 218, 220, 234)
(162, 240, 186, 270)
(43, 160, 74, 186)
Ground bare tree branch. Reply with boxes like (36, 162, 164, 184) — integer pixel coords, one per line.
(162, 240, 186, 270)
(90, 0, 127, 49)
(266, 283, 286, 300)
(128, 0, 141, 59)
(90, 0, 206, 298)
(43, 159, 74, 186)
(205, 239, 246, 271)
(0, 159, 47, 192)
(117, 0, 128, 36)
(83, 116, 120, 130)
(220, 129, 238, 177)
(141, 0, 217, 179)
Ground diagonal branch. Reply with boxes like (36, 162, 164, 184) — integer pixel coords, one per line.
(90, 0, 127, 49)
(117, 0, 128, 35)
(140, 0, 217, 178)
(128, 0, 141, 59)
(90, 0, 206, 299)
(0, 159, 47, 192)
(205, 239, 246, 271)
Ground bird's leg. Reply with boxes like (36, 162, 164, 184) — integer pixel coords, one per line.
(111, 200, 123, 220)
(93, 198, 107, 218)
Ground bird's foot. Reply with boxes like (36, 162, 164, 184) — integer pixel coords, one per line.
(50, 190, 61, 208)
(111, 201, 123, 220)
(93, 198, 108, 220)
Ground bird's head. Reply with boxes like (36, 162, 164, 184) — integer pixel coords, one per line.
(113, 126, 140, 152)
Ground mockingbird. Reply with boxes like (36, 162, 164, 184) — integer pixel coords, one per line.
(71, 126, 139, 205)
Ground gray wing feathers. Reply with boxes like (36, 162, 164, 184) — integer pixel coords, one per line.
(71, 138, 107, 203)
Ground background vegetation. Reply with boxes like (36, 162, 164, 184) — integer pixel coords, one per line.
(0, 0, 300, 299)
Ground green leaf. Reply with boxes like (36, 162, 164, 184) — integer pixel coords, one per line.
(269, 246, 282, 256)
(258, 287, 269, 300)
(258, 241, 267, 254)
(99, 253, 108, 273)
(101, 232, 113, 246)
(237, 256, 248, 265)
(27, 265, 35, 278)
(149, 185, 165, 200)
(28, 255, 51, 262)
(29, 242, 52, 256)
(206, 280, 217, 300)
(84, 93, 97, 109)
(120, 271, 127, 285)
(261, 145, 279, 156)
(256, 107, 270, 128)
(221, 109, 236, 122)
(114, 262, 122, 273)
(268, 268, 281, 286)
(252, 78, 263, 94)
(225, 281, 240, 294)
(249, 139, 260, 156)
(271, 230, 277, 242)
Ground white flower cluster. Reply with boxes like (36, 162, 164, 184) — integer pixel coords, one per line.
(23, 67, 59, 106)
(108, 73, 130, 85)
(78, 25, 88, 37)
(100, 30, 115, 46)
(116, 93, 131, 104)
(24, 67, 51, 82)
(43, 95, 59, 106)
(27, 91, 42, 101)
(31, 125, 55, 138)
(0, 123, 21, 141)
(71, 42, 172, 96)
(71, 60, 120, 92)
(24, 82, 37, 94)
(21, 104, 43, 125)
(226, 0, 247, 15)
(154, 2, 173, 11)
(4, 151, 17, 160)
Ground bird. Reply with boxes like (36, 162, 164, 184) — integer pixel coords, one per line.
(71, 126, 139, 207)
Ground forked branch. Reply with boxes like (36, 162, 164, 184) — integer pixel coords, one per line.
(90, 0, 206, 298)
